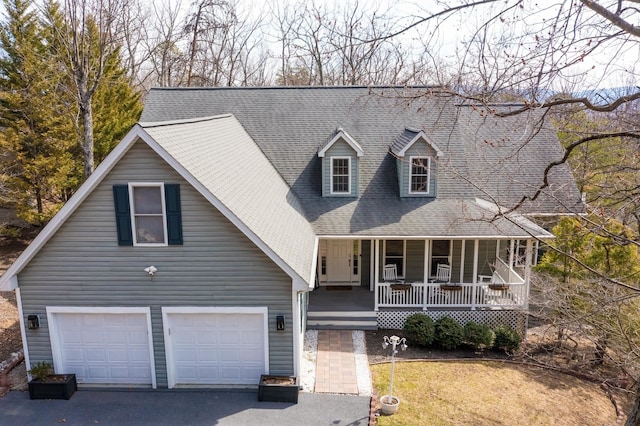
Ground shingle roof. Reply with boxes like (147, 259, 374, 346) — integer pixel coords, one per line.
(390, 128, 443, 158)
(318, 128, 363, 157)
(140, 86, 583, 237)
(140, 115, 317, 286)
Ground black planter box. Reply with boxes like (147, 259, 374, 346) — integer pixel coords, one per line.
(258, 375, 299, 403)
(29, 374, 77, 400)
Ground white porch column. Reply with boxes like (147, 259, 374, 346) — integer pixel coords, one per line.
(369, 239, 375, 291)
(423, 240, 430, 310)
(508, 240, 515, 269)
(472, 240, 479, 282)
(524, 239, 533, 310)
(471, 240, 479, 311)
(374, 239, 380, 311)
(459, 240, 466, 283)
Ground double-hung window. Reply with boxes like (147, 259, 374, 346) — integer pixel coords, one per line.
(130, 183, 168, 245)
(430, 240, 451, 276)
(331, 157, 351, 194)
(409, 156, 430, 194)
(113, 183, 182, 246)
(384, 240, 405, 277)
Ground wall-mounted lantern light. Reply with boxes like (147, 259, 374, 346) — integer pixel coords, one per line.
(27, 315, 40, 329)
(276, 315, 285, 331)
(144, 266, 158, 276)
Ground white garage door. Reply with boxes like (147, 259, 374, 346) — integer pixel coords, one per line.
(163, 308, 268, 387)
(47, 308, 154, 386)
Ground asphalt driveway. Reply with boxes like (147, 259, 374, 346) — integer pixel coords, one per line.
(2, 389, 371, 426)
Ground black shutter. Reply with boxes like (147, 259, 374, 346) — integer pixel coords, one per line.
(164, 184, 183, 245)
(113, 185, 133, 246)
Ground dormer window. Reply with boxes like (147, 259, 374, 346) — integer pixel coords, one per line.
(331, 157, 351, 194)
(390, 128, 443, 198)
(318, 128, 363, 197)
(409, 156, 431, 194)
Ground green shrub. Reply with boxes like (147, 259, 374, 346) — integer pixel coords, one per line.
(463, 321, 495, 351)
(28, 361, 53, 380)
(434, 316, 464, 350)
(403, 313, 435, 347)
(493, 325, 521, 352)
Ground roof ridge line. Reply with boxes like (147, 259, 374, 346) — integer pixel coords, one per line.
(139, 114, 233, 128)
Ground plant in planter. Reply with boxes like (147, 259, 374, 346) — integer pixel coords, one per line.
(28, 361, 77, 400)
(258, 374, 299, 403)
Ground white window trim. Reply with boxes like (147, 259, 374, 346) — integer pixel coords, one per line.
(383, 239, 406, 279)
(408, 156, 431, 194)
(330, 156, 351, 195)
(128, 182, 169, 247)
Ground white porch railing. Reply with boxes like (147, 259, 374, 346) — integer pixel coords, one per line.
(374, 281, 527, 311)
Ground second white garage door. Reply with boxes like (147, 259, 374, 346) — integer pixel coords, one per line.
(162, 307, 269, 388)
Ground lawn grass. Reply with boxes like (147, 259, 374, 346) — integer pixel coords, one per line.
(371, 361, 618, 425)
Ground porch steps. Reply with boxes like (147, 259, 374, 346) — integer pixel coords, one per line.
(307, 311, 378, 330)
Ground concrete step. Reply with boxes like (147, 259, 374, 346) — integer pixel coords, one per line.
(307, 323, 378, 330)
(307, 311, 377, 330)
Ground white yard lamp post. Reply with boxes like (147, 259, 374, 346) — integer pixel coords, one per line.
(380, 335, 407, 415)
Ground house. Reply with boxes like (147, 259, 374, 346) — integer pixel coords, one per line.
(0, 86, 583, 389)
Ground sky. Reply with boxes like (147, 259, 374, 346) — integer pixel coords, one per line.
(2, 0, 637, 91)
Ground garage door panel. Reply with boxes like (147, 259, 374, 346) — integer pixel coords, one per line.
(196, 331, 218, 345)
(174, 330, 196, 344)
(51, 312, 153, 385)
(130, 350, 151, 362)
(166, 312, 267, 386)
(242, 351, 264, 363)
(86, 366, 109, 380)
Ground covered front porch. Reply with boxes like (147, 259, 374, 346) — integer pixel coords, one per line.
(312, 237, 534, 313)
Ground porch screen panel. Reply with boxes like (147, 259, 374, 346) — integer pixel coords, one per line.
(477, 240, 497, 277)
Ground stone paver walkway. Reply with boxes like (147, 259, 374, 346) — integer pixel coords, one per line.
(314, 330, 359, 394)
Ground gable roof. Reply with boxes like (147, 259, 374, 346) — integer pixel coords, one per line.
(390, 128, 444, 158)
(0, 115, 317, 291)
(141, 86, 584, 235)
(318, 128, 364, 157)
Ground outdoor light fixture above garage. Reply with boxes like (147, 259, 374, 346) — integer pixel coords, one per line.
(144, 266, 158, 276)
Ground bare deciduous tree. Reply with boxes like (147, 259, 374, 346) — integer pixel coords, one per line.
(44, 0, 124, 179)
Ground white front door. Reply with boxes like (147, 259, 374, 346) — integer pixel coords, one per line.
(326, 240, 352, 283)
(163, 308, 268, 388)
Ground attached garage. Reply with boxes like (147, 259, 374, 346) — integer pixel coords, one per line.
(46, 307, 156, 387)
(162, 307, 269, 388)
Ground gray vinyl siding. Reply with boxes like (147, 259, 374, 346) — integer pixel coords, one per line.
(18, 141, 294, 387)
(321, 141, 359, 197)
(451, 241, 463, 282)
(462, 240, 475, 283)
(360, 240, 371, 287)
(405, 240, 425, 282)
(397, 142, 438, 198)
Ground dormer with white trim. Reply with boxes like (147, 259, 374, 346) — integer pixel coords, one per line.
(318, 128, 363, 197)
(390, 128, 443, 198)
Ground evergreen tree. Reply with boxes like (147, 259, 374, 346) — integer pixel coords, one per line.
(0, 0, 77, 224)
(0, 0, 142, 224)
